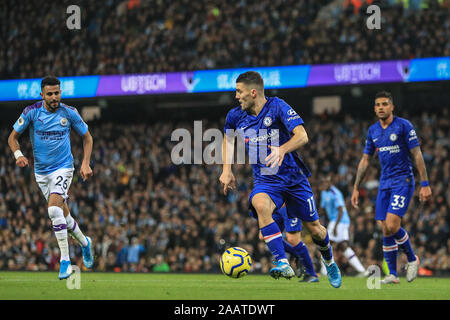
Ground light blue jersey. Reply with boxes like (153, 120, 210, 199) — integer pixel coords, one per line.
(320, 186, 350, 224)
(13, 101, 88, 175)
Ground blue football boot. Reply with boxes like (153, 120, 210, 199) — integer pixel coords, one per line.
(269, 260, 295, 279)
(323, 260, 342, 288)
(82, 236, 94, 269)
(58, 260, 73, 280)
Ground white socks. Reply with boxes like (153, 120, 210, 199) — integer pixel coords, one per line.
(344, 247, 366, 273)
(65, 213, 88, 247)
(48, 206, 70, 262)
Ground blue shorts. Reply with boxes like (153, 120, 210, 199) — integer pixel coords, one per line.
(249, 180, 319, 223)
(273, 206, 302, 233)
(375, 184, 414, 220)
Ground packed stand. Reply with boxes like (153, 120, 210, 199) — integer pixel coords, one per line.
(0, 0, 448, 79)
(0, 107, 448, 276)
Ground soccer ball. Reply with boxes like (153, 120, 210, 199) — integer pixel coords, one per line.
(220, 247, 252, 278)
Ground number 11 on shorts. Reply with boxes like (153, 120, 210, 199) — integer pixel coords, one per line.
(307, 196, 316, 213)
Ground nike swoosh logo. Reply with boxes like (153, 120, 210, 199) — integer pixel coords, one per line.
(373, 138, 378, 142)
(310, 212, 315, 217)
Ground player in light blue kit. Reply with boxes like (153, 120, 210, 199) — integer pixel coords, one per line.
(319, 176, 367, 277)
(7, 76, 95, 280)
(219, 71, 341, 288)
(352, 91, 432, 284)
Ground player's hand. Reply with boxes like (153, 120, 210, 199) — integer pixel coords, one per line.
(16, 156, 29, 167)
(265, 145, 286, 168)
(80, 162, 93, 181)
(333, 227, 338, 237)
(419, 186, 432, 203)
(219, 171, 236, 195)
(351, 189, 359, 209)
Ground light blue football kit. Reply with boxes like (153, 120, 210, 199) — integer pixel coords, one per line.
(13, 100, 88, 175)
(320, 186, 351, 225)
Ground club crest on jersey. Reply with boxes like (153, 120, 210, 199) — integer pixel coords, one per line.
(60, 118, 68, 126)
(263, 116, 272, 127)
(390, 133, 397, 141)
(18, 117, 24, 126)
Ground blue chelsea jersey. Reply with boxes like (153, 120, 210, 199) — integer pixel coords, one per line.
(363, 116, 420, 190)
(224, 96, 311, 186)
(13, 101, 88, 175)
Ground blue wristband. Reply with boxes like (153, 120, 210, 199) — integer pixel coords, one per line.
(421, 181, 429, 187)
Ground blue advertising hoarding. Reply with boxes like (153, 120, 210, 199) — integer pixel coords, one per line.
(0, 57, 448, 101)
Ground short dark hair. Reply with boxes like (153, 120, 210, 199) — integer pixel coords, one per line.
(375, 91, 393, 104)
(41, 76, 60, 90)
(236, 71, 264, 90)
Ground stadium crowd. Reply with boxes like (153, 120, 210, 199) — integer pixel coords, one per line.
(0, 107, 448, 276)
(1, 0, 449, 79)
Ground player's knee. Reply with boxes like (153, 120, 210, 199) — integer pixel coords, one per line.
(384, 222, 400, 236)
(305, 221, 325, 239)
(48, 206, 65, 225)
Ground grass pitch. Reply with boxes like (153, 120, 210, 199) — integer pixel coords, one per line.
(0, 272, 449, 300)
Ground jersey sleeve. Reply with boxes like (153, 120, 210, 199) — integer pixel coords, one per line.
(277, 99, 304, 133)
(403, 119, 420, 150)
(363, 129, 375, 155)
(223, 109, 237, 136)
(68, 108, 88, 136)
(13, 109, 32, 134)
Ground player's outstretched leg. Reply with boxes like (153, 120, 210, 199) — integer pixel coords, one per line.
(253, 194, 294, 280)
(343, 246, 368, 277)
(306, 222, 341, 288)
(283, 240, 319, 282)
(394, 227, 419, 282)
(65, 211, 94, 268)
(49, 206, 72, 279)
(260, 222, 294, 279)
(381, 235, 400, 284)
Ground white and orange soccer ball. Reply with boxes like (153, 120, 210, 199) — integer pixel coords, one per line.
(220, 247, 252, 278)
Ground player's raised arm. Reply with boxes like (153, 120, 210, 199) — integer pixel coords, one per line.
(8, 129, 29, 167)
(219, 133, 236, 195)
(409, 146, 432, 202)
(351, 153, 371, 209)
(265, 124, 308, 168)
(80, 130, 93, 181)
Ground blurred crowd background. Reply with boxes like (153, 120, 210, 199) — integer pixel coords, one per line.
(0, 107, 448, 276)
(0, 0, 448, 277)
(0, 0, 449, 78)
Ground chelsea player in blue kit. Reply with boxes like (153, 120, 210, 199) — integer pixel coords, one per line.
(7, 76, 95, 279)
(351, 91, 432, 284)
(219, 71, 341, 288)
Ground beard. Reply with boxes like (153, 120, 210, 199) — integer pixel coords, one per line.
(46, 100, 60, 111)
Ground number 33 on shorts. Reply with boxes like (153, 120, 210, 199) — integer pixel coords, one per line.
(35, 168, 74, 201)
(391, 195, 406, 210)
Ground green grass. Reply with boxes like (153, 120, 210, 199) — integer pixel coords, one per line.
(0, 272, 449, 300)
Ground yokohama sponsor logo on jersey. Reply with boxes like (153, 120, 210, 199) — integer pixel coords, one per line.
(378, 145, 400, 153)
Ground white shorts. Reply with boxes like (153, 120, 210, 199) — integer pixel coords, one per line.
(327, 221, 350, 243)
(35, 168, 74, 202)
